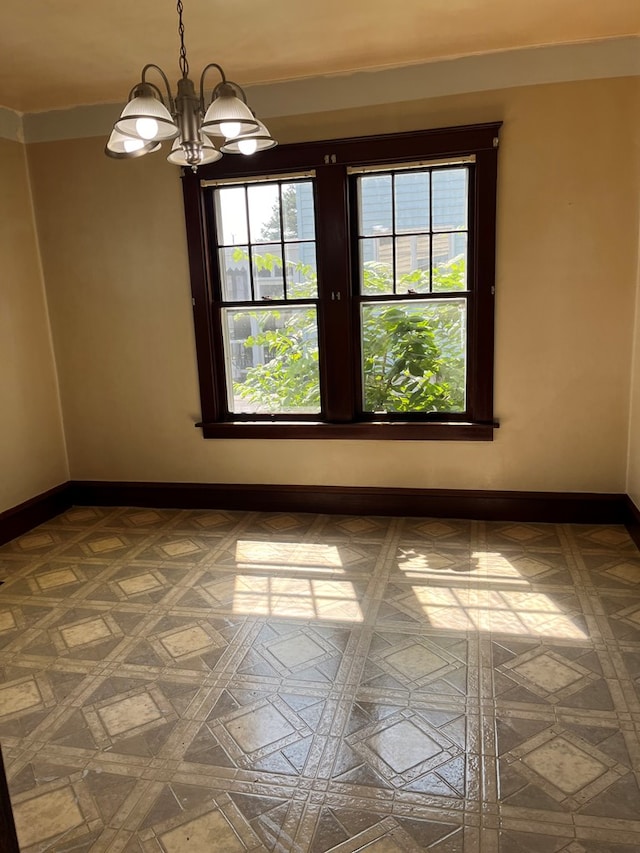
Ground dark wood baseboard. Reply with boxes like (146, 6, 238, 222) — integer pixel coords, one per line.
(625, 495, 640, 550)
(0, 481, 635, 548)
(0, 483, 72, 547)
(70, 480, 627, 524)
(0, 745, 19, 853)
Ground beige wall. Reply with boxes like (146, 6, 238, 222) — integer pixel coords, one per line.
(27, 77, 640, 492)
(628, 264, 640, 507)
(625, 79, 640, 508)
(0, 138, 68, 512)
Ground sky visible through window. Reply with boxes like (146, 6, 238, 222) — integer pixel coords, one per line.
(216, 184, 283, 246)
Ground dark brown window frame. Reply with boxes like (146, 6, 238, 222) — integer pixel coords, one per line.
(182, 122, 501, 440)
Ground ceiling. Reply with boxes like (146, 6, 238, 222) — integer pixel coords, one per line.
(2, 0, 639, 113)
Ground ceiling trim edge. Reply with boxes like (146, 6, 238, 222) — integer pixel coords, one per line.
(22, 36, 640, 144)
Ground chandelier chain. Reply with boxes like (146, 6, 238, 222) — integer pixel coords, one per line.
(177, 0, 189, 78)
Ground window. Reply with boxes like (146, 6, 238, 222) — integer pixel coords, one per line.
(183, 123, 500, 439)
(212, 178, 321, 415)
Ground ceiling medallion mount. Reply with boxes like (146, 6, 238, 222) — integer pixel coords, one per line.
(105, 0, 276, 170)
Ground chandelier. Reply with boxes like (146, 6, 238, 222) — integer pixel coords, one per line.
(105, 0, 276, 169)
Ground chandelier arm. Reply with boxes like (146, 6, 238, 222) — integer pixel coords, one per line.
(199, 63, 227, 109)
(224, 80, 250, 105)
(141, 64, 176, 112)
(127, 80, 165, 105)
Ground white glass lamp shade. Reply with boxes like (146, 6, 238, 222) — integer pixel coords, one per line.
(167, 135, 223, 166)
(220, 119, 277, 155)
(114, 95, 178, 142)
(201, 88, 259, 139)
(105, 128, 161, 159)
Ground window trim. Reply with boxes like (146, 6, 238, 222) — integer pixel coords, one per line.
(182, 122, 501, 440)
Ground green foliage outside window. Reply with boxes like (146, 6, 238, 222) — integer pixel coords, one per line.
(230, 251, 466, 414)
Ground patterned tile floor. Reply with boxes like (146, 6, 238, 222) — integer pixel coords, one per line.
(1, 508, 640, 851)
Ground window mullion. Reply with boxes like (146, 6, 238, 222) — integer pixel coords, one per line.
(470, 151, 498, 423)
(278, 184, 287, 301)
(242, 188, 256, 301)
(314, 165, 354, 423)
(391, 173, 397, 295)
(429, 170, 434, 292)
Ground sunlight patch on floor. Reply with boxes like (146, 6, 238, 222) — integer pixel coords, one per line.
(408, 550, 586, 639)
(235, 540, 344, 573)
(232, 575, 363, 621)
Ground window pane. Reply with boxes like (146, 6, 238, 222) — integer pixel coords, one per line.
(361, 299, 466, 413)
(358, 174, 392, 236)
(248, 184, 281, 243)
(252, 244, 284, 300)
(395, 171, 430, 233)
(395, 235, 430, 293)
(432, 233, 468, 291)
(215, 187, 248, 245)
(285, 242, 318, 298)
(223, 307, 321, 414)
(219, 246, 251, 301)
(282, 182, 315, 240)
(360, 237, 393, 294)
(432, 168, 468, 232)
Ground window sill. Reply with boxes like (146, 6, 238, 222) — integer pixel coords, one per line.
(197, 421, 498, 441)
